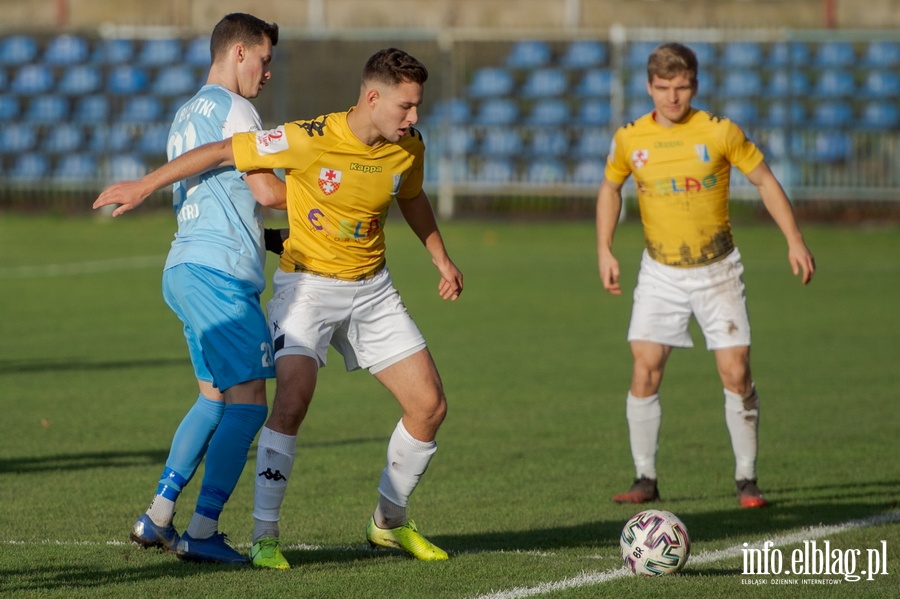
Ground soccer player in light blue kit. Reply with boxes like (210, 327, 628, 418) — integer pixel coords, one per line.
(101, 13, 285, 564)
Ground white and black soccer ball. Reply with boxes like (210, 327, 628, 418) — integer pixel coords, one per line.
(620, 509, 691, 576)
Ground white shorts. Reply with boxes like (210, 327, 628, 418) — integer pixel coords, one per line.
(267, 267, 426, 373)
(627, 248, 751, 350)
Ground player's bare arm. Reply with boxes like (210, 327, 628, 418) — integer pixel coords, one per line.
(396, 190, 463, 301)
(92, 140, 236, 217)
(596, 179, 624, 295)
(244, 170, 287, 210)
(745, 161, 816, 285)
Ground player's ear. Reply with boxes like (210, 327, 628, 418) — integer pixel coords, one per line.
(365, 86, 380, 108)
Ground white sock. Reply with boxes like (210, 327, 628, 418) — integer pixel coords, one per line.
(186, 514, 218, 539)
(725, 385, 759, 481)
(252, 427, 297, 542)
(375, 420, 436, 528)
(626, 392, 661, 480)
(146, 496, 176, 527)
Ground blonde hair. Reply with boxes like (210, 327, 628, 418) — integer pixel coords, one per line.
(647, 43, 698, 86)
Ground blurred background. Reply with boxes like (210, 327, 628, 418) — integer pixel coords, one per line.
(1, 0, 898, 219)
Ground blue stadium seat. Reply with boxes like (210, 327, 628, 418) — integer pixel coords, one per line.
(575, 99, 612, 126)
(185, 36, 210, 67)
(118, 95, 164, 123)
(625, 100, 654, 122)
(810, 100, 854, 128)
(57, 64, 103, 95)
(441, 128, 476, 155)
(526, 157, 567, 183)
(106, 154, 147, 180)
(625, 41, 660, 66)
(626, 70, 649, 97)
(107, 65, 149, 95)
(72, 94, 110, 123)
(10, 64, 54, 95)
(428, 98, 470, 124)
(526, 99, 569, 125)
(813, 41, 856, 67)
(860, 101, 900, 130)
(91, 123, 136, 153)
(762, 101, 806, 127)
(92, 38, 134, 64)
(0, 95, 20, 120)
(528, 128, 569, 156)
(721, 41, 764, 67)
(137, 38, 182, 66)
(505, 40, 551, 69)
(480, 128, 522, 155)
(54, 154, 98, 181)
(768, 42, 810, 67)
(152, 65, 198, 97)
(574, 68, 612, 97)
(43, 34, 89, 65)
(697, 69, 717, 94)
(8, 153, 49, 180)
(861, 70, 900, 98)
(688, 42, 716, 65)
(572, 128, 612, 158)
(813, 69, 855, 97)
(42, 123, 86, 154)
(24, 95, 69, 122)
(0, 34, 38, 65)
(473, 98, 519, 125)
(477, 158, 516, 183)
(521, 68, 567, 98)
(720, 71, 762, 97)
(572, 158, 605, 185)
(810, 131, 851, 163)
(862, 40, 900, 67)
(136, 123, 171, 155)
(468, 67, 515, 98)
(720, 100, 759, 126)
(560, 40, 608, 69)
(765, 70, 810, 97)
(0, 124, 37, 153)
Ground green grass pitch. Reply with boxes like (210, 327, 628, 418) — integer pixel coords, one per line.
(0, 212, 897, 598)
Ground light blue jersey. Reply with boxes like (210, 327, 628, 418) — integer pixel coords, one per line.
(164, 84, 267, 292)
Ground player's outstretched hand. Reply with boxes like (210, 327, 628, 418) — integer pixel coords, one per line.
(93, 181, 150, 217)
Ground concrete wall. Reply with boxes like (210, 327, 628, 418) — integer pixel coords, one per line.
(2, 0, 900, 33)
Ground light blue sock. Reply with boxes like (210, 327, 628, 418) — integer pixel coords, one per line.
(157, 393, 225, 500)
(194, 403, 267, 522)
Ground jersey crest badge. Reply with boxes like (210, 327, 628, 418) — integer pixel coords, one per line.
(695, 144, 710, 162)
(632, 149, 649, 169)
(318, 167, 342, 195)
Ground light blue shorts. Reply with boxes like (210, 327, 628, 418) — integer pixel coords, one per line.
(163, 263, 275, 391)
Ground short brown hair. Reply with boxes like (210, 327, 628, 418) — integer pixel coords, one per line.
(362, 48, 429, 88)
(647, 43, 698, 86)
(209, 13, 279, 64)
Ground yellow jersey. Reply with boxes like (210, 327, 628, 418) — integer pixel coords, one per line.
(232, 109, 425, 280)
(604, 109, 764, 267)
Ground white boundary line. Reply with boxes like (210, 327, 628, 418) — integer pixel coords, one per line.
(1, 512, 896, 595)
(469, 512, 900, 599)
(0, 256, 164, 279)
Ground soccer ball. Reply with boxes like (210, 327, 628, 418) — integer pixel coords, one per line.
(620, 509, 691, 576)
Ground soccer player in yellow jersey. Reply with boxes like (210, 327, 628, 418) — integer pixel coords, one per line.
(94, 48, 462, 567)
(596, 43, 815, 508)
